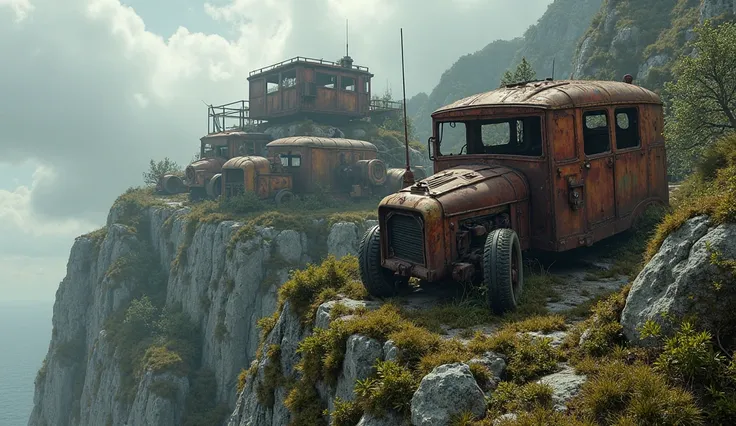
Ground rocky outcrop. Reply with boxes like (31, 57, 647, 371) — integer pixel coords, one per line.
(701, 0, 736, 22)
(621, 215, 736, 345)
(535, 364, 587, 412)
(28, 199, 376, 426)
(410, 363, 487, 425)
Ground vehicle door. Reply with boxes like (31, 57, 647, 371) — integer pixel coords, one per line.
(581, 109, 616, 226)
(612, 107, 648, 217)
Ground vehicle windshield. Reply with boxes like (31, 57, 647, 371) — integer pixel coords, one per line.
(436, 116, 543, 157)
(201, 142, 228, 158)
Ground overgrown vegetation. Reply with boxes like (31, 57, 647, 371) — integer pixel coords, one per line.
(646, 134, 736, 260)
(500, 57, 537, 86)
(143, 157, 183, 187)
(664, 19, 736, 179)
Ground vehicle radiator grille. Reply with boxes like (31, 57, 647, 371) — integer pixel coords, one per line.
(387, 213, 425, 265)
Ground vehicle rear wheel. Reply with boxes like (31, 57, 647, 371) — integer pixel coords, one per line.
(358, 225, 409, 298)
(483, 228, 523, 315)
(274, 189, 295, 206)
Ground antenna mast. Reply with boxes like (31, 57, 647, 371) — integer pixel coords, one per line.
(400, 28, 415, 188)
(552, 58, 556, 80)
(346, 19, 349, 57)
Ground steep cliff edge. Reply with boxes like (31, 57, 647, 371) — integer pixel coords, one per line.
(28, 190, 379, 426)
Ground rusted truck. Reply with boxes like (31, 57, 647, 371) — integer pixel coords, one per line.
(185, 131, 272, 201)
(221, 136, 427, 202)
(358, 78, 669, 314)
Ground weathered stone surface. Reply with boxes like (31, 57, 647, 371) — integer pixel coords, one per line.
(621, 216, 736, 345)
(536, 364, 587, 412)
(410, 363, 487, 426)
(700, 0, 736, 23)
(382, 340, 399, 362)
(357, 412, 410, 426)
(335, 335, 384, 403)
(468, 351, 507, 382)
(327, 222, 360, 258)
(29, 198, 373, 426)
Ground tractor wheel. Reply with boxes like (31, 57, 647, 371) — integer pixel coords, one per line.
(358, 225, 408, 298)
(206, 174, 222, 199)
(483, 228, 523, 315)
(274, 189, 295, 206)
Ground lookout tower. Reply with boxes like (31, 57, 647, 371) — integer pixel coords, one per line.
(247, 55, 400, 124)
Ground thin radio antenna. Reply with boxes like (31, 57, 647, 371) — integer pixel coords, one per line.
(400, 28, 415, 188)
(552, 57, 556, 80)
(346, 20, 349, 57)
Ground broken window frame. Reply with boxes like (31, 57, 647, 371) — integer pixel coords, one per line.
(614, 107, 641, 150)
(341, 76, 356, 92)
(582, 110, 611, 156)
(316, 72, 336, 89)
(279, 153, 302, 167)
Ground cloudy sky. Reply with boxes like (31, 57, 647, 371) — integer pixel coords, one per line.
(0, 0, 553, 302)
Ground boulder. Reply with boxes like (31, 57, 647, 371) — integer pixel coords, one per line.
(621, 216, 736, 345)
(410, 363, 487, 425)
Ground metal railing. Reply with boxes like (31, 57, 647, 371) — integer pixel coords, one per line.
(249, 56, 370, 77)
(207, 100, 264, 134)
(369, 99, 404, 112)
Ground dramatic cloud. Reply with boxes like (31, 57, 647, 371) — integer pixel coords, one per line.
(0, 0, 552, 300)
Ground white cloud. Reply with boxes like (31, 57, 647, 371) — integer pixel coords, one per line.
(0, 0, 34, 22)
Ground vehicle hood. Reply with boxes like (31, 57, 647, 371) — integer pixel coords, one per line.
(383, 164, 529, 217)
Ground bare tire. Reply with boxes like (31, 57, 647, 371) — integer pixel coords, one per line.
(274, 189, 295, 206)
(206, 174, 222, 199)
(358, 225, 408, 297)
(483, 228, 523, 314)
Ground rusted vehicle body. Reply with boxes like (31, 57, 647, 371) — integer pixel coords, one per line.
(358, 79, 669, 314)
(221, 136, 395, 201)
(185, 131, 272, 200)
(221, 156, 294, 204)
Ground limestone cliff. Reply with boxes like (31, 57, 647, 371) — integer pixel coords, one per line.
(28, 192, 377, 426)
(571, 0, 735, 89)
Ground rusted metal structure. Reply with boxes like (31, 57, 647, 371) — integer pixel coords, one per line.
(358, 78, 669, 314)
(247, 56, 401, 124)
(185, 131, 273, 200)
(221, 136, 399, 201)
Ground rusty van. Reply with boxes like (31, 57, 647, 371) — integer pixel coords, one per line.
(221, 136, 417, 202)
(358, 78, 669, 314)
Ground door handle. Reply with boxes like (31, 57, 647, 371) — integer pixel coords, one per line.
(607, 158, 614, 168)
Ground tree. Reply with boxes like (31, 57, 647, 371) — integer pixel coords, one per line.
(500, 57, 537, 87)
(664, 20, 736, 179)
(143, 157, 182, 186)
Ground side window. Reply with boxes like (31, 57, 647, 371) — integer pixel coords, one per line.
(279, 153, 301, 167)
(583, 110, 610, 156)
(341, 76, 356, 92)
(615, 107, 640, 149)
(316, 73, 336, 89)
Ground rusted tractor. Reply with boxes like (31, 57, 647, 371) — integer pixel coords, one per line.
(359, 78, 669, 314)
(184, 131, 272, 201)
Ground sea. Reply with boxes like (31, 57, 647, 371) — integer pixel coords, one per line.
(0, 301, 53, 426)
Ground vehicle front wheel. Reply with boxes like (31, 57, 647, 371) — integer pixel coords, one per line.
(483, 228, 523, 315)
(358, 225, 409, 298)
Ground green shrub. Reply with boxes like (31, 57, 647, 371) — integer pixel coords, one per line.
(354, 360, 417, 418)
(330, 398, 363, 426)
(571, 362, 703, 425)
(488, 381, 554, 416)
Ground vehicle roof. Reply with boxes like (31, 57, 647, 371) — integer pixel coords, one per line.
(266, 136, 378, 151)
(202, 130, 271, 140)
(432, 79, 662, 115)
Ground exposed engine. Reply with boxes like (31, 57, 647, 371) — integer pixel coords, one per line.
(454, 211, 511, 263)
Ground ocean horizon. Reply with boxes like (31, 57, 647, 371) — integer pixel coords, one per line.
(0, 301, 53, 426)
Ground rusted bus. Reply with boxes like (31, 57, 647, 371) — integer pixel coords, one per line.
(265, 137, 381, 194)
(247, 56, 375, 122)
(359, 78, 670, 315)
